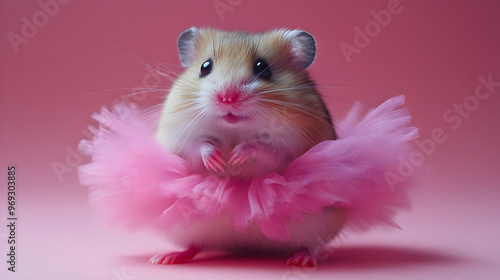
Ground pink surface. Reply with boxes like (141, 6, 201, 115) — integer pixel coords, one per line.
(1, 0, 499, 279)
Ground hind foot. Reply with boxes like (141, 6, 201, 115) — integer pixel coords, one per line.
(149, 246, 200, 265)
(286, 250, 317, 267)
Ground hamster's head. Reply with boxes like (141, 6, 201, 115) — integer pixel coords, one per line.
(163, 27, 330, 130)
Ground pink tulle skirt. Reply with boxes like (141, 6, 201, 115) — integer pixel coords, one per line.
(79, 95, 418, 241)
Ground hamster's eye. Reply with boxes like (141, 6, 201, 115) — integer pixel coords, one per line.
(199, 59, 213, 78)
(254, 59, 272, 80)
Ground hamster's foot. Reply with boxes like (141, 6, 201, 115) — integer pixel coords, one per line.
(149, 246, 200, 265)
(286, 250, 318, 267)
(200, 143, 225, 172)
(228, 142, 257, 166)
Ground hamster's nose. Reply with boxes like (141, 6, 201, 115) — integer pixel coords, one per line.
(217, 89, 240, 104)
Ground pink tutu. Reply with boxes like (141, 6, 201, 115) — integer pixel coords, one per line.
(79, 95, 418, 241)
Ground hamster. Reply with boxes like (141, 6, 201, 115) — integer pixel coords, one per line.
(152, 27, 344, 266)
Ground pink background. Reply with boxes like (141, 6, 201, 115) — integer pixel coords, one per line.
(1, 0, 499, 279)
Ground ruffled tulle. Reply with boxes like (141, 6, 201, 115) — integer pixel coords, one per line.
(79, 95, 418, 241)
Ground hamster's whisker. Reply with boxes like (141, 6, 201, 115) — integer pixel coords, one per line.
(83, 86, 166, 97)
(139, 103, 164, 119)
(144, 98, 201, 121)
(120, 47, 173, 80)
(140, 100, 198, 124)
(317, 94, 353, 104)
(166, 105, 201, 119)
(147, 52, 183, 77)
(143, 65, 179, 83)
(119, 88, 170, 100)
(259, 98, 329, 118)
(248, 60, 279, 84)
(83, 87, 141, 96)
(167, 108, 204, 140)
(119, 47, 186, 87)
(140, 103, 164, 112)
(252, 104, 317, 147)
(259, 98, 334, 129)
(175, 76, 205, 91)
(140, 113, 163, 123)
(259, 99, 336, 144)
(256, 85, 317, 95)
(177, 105, 207, 138)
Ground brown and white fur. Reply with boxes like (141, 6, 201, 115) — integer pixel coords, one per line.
(153, 27, 344, 266)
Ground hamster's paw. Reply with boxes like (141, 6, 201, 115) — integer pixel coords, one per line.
(286, 250, 318, 267)
(200, 143, 225, 172)
(228, 142, 258, 166)
(149, 247, 200, 265)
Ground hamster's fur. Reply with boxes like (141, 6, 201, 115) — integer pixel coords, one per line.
(153, 27, 343, 266)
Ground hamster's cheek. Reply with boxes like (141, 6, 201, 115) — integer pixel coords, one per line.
(197, 81, 217, 106)
(245, 79, 266, 93)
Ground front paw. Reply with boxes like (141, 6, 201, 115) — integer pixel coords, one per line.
(200, 143, 225, 172)
(228, 142, 258, 167)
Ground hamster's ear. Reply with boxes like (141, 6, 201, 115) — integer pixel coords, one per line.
(178, 27, 198, 67)
(285, 30, 316, 69)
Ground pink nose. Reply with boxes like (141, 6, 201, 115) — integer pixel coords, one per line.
(217, 89, 240, 104)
